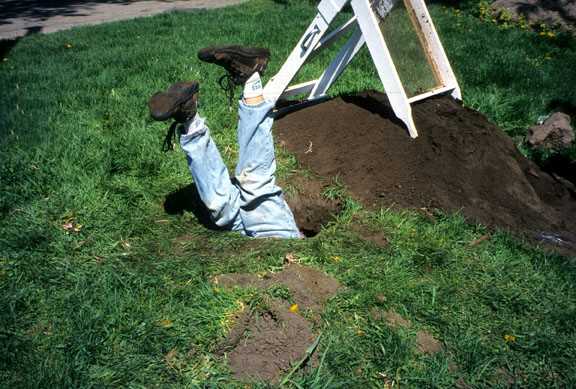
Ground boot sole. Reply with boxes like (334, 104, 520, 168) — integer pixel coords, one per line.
(149, 82, 199, 121)
(198, 45, 270, 63)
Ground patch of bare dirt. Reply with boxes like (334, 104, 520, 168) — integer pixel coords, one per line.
(491, 367, 516, 387)
(416, 330, 444, 355)
(369, 308, 412, 328)
(369, 309, 443, 355)
(213, 264, 340, 382)
(214, 263, 341, 315)
(491, 0, 576, 34)
(272, 263, 341, 313)
(275, 91, 576, 255)
(216, 298, 317, 382)
(351, 223, 389, 248)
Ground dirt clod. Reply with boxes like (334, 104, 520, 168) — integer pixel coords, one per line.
(352, 223, 389, 248)
(275, 92, 576, 255)
(416, 330, 443, 355)
(223, 299, 317, 382)
(213, 264, 340, 382)
(528, 112, 574, 150)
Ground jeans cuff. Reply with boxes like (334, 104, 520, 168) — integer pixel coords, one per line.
(238, 99, 274, 114)
(180, 115, 207, 143)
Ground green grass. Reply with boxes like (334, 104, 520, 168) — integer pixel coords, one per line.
(1, 0, 576, 387)
(382, 3, 440, 96)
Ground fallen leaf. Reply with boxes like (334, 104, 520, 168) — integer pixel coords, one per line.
(164, 348, 178, 369)
(158, 319, 173, 328)
(469, 234, 490, 246)
(61, 218, 82, 233)
(504, 334, 516, 343)
(284, 252, 298, 264)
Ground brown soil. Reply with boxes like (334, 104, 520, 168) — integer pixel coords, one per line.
(275, 91, 576, 255)
(213, 264, 340, 382)
(217, 298, 317, 383)
(281, 174, 342, 237)
(370, 308, 412, 328)
(416, 330, 443, 355)
(369, 308, 443, 355)
(351, 223, 389, 248)
(214, 263, 341, 315)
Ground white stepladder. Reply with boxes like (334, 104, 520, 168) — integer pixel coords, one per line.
(263, 0, 461, 138)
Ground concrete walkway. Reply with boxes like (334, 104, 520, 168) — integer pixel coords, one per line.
(0, 0, 246, 40)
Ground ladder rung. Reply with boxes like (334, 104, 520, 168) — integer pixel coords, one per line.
(281, 80, 318, 98)
(407, 85, 455, 104)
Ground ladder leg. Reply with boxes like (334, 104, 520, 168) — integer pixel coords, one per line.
(263, 14, 332, 102)
(351, 0, 418, 138)
(309, 26, 365, 99)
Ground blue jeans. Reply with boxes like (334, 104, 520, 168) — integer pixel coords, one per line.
(179, 100, 301, 238)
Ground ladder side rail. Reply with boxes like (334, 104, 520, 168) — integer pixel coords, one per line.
(407, 85, 455, 103)
(309, 26, 365, 99)
(282, 80, 319, 98)
(350, 0, 418, 138)
(404, 0, 461, 100)
(263, 0, 348, 102)
(310, 16, 357, 56)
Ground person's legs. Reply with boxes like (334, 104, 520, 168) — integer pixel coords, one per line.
(148, 80, 243, 231)
(197, 46, 301, 238)
(233, 98, 301, 238)
(179, 115, 244, 232)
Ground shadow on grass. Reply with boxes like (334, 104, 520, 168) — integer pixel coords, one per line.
(0, 0, 145, 26)
(0, 26, 41, 59)
(164, 183, 222, 231)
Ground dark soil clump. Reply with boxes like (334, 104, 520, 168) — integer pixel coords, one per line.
(275, 91, 576, 254)
(213, 264, 340, 382)
(217, 299, 317, 382)
(351, 223, 389, 248)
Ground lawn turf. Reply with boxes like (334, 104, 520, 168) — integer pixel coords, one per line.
(1, 0, 576, 387)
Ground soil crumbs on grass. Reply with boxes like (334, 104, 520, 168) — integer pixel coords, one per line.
(276, 91, 576, 255)
(213, 264, 340, 382)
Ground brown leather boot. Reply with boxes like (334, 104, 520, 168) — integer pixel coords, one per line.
(198, 45, 270, 85)
(148, 81, 199, 123)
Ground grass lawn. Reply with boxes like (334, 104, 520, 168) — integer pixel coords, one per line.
(1, 0, 576, 387)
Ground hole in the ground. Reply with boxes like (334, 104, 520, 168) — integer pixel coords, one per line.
(539, 154, 576, 187)
(289, 197, 342, 238)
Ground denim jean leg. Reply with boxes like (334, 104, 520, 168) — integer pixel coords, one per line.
(234, 100, 300, 238)
(179, 115, 244, 232)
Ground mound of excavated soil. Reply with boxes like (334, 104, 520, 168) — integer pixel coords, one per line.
(275, 91, 576, 254)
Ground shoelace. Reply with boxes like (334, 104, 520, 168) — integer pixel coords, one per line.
(218, 73, 237, 109)
(162, 121, 179, 152)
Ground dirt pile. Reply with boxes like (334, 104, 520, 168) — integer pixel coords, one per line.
(213, 264, 340, 382)
(275, 91, 576, 254)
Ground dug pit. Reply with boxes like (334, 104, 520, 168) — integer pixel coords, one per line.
(281, 174, 342, 237)
(275, 91, 576, 255)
